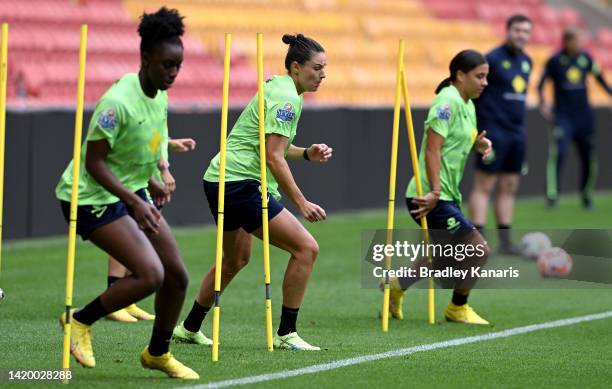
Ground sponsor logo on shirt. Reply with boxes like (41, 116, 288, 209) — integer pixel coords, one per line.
(97, 109, 117, 130)
(511, 75, 526, 93)
(436, 104, 451, 121)
(276, 103, 295, 122)
(566, 67, 582, 84)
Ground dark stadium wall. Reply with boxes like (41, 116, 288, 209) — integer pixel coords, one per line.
(5, 107, 611, 240)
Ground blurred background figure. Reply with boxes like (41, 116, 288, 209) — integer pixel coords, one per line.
(469, 14, 533, 255)
(538, 26, 612, 209)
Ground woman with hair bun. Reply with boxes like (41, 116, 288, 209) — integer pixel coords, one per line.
(174, 33, 329, 351)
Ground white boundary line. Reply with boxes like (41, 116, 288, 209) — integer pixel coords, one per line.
(183, 311, 612, 389)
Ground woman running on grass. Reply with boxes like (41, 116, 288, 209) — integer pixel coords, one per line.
(388, 50, 493, 325)
(55, 7, 198, 379)
(173, 33, 331, 351)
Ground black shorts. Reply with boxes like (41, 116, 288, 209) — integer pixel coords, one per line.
(60, 188, 151, 240)
(203, 179, 284, 233)
(406, 198, 475, 245)
(406, 198, 480, 289)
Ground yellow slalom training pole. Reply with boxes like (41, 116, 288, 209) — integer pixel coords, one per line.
(0, 23, 8, 283)
(61, 24, 87, 378)
(212, 33, 231, 363)
(256, 32, 274, 352)
(400, 65, 435, 325)
(382, 39, 404, 332)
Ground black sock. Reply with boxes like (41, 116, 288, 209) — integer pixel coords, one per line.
(451, 291, 468, 306)
(183, 300, 211, 333)
(107, 276, 121, 289)
(148, 326, 173, 356)
(498, 224, 511, 247)
(474, 224, 484, 234)
(277, 305, 299, 336)
(73, 296, 109, 325)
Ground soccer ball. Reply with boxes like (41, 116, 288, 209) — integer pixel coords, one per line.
(537, 247, 572, 278)
(520, 232, 552, 260)
(0, 287, 4, 302)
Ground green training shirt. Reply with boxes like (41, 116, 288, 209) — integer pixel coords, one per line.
(406, 84, 478, 204)
(204, 74, 303, 200)
(56, 73, 168, 205)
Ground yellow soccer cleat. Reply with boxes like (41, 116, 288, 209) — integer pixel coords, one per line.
(140, 347, 199, 379)
(106, 308, 138, 323)
(125, 304, 155, 321)
(379, 277, 405, 320)
(445, 303, 490, 325)
(59, 309, 96, 368)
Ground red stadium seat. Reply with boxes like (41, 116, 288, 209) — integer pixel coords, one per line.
(558, 7, 583, 28)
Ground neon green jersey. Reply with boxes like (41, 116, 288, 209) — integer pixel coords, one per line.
(56, 73, 168, 205)
(204, 74, 303, 200)
(406, 84, 478, 204)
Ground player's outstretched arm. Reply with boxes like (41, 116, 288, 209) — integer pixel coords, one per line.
(286, 144, 333, 162)
(266, 134, 326, 222)
(169, 138, 196, 152)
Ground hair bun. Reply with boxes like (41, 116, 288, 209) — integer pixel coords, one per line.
(282, 34, 297, 45)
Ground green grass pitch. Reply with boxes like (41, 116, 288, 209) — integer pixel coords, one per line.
(1, 193, 611, 388)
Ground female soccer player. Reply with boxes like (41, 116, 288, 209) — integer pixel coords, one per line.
(55, 7, 198, 379)
(106, 136, 196, 323)
(388, 50, 493, 325)
(173, 34, 331, 350)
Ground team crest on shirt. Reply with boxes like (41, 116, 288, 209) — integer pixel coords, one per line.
(577, 55, 588, 69)
(436, 104, 451, 121)
(97, 109, 117, 130)
(502, 60, 511, 70)
(276, 103, 295, 122)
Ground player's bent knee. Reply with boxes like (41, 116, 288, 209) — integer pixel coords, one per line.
(167, 264, 189, 292)
(140, 264, 165, 293)
(480, 243, 491, 262)
(296, 239, 319, 265)
(236, 254, 251, 269)
(225, 253, 251, 273)
(472, 242, 491, 268)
